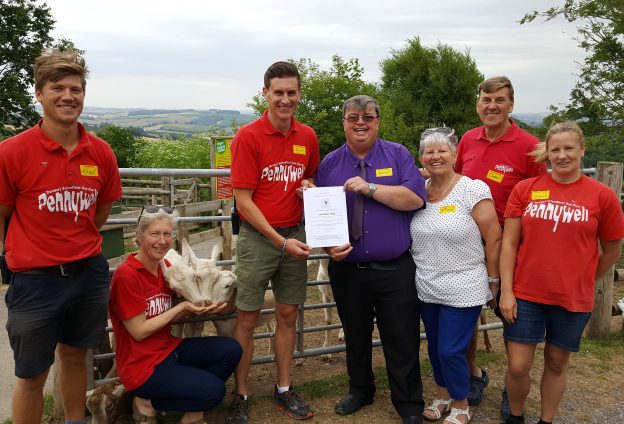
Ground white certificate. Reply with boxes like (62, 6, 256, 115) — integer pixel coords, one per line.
(303, 186, 349, 248)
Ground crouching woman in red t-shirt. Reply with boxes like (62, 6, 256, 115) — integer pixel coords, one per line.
(499, 122, 624, 424)
(109, 206, 242, 424)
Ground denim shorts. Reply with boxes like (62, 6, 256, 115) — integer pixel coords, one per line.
(503, 297, 591, 352)
(5, 254, 111, 378)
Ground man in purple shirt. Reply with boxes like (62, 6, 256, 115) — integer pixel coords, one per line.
(314, 95, 426, 424)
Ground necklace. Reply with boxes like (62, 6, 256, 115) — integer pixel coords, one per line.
(552, 168, 583, 184)
(427, 173, 458, 202)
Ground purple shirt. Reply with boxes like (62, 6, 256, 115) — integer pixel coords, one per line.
(315, 139, 426, 262)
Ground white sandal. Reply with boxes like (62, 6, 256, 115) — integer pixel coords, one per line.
(423, 398, 452, 421)
(443, 407, 470, 424)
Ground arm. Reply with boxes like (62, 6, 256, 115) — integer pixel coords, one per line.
(123, 300, 211, 342)
(94, 202, 114, 230)
(0, 204, 11, 252)
(595, 239, 623, 280)
(499, 217, 522, 324)
(343, 177, 424, 211)
(472, 199, 502, 301)
(233, 188, 310, 259)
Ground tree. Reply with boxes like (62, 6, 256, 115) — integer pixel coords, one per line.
(521, 1, 624, 128)
(134, 135, 211, 169)
(95, 124, 141, 168)
(249, 56, 378, 156)
(379, 38, 484, 154)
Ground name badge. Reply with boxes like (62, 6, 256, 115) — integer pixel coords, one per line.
(531, 190, 550, 200)
(293, 145, 306, 155)
(80, 165, 98, 177)
(486, 170, 504, 183)
(376, 168, 393, 177)
(439, 205, 457, 214)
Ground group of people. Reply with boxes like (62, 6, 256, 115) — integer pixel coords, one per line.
(1, 50, 623, 424)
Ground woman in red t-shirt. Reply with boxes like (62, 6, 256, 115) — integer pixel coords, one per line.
(109, 206, 241, 424)
(499, 122, 624, 424)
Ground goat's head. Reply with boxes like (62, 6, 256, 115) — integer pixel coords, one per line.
(86, 382, 126, 424)
(160, 250, 202, 304)
(212, 270, 237, 306)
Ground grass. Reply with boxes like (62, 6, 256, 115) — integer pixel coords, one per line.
(578, 330, 624, 360)
(2, 394, 54, 424)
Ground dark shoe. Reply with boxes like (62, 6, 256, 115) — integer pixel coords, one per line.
(502, 413, 525, 424)
(500, 388, 511, 421)
(467, 369, 489, 405)
(273, 385, 313, 420)
(334, 393, 374, 415)
(225, 394, 248, 424)
(403, 416, 423, 424)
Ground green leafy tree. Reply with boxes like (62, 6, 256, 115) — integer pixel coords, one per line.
(521, 1, 623, 130)
(95, 124, 141, 168)
(134, 135, 211, 169)
(249, 56, 378, 157)
(379, 37, 484, 154)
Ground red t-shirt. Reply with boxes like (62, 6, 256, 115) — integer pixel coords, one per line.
(109, 254, 181, 390)
(505, 174, 624, 312)
(0, 121, 122, 271)
(230, 111, 319, 227)
(456, 119, 546, 223)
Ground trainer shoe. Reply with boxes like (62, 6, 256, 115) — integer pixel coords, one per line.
(500, 388, 511, 421)
(502, 413, 525, 424)
(273, 385, 313, 420)
(225, 394, 248, 424)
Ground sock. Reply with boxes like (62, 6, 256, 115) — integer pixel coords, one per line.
(277, 385, 290, 394)
(65, 421, 86, 424)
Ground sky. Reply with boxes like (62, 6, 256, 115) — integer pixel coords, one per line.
(41, 0, 584, 113)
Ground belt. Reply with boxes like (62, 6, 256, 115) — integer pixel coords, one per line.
(19, 256, 93, 277)
(343, 251, 409, 271)
(241, 220, 301, 237)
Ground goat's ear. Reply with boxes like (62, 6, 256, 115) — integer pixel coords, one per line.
(210, 244, 221, 266)
(86, 389, 94, 397)
(112, 384, 125, 397)
(181, 238, 197, 267)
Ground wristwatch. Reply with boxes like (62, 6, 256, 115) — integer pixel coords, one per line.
(366, 183, 377, 198)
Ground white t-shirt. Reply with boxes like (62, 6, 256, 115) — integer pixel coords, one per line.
(410, 176, 493, 307)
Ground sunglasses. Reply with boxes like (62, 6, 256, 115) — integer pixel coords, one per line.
(420, 127, 454, 140)
(344, 114, 378, 124)
(137, 204, 174, 223)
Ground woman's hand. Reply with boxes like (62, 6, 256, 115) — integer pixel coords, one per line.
(499, 292, 517, 325)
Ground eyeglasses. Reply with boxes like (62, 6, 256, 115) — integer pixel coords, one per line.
(420, 127, 455, 141)
(344, 114, 378, 124)
(137, 204, 174, 224)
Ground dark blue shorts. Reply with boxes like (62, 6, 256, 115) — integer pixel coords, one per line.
(5, 254, 110, 378)
(503, 297, 591, 352)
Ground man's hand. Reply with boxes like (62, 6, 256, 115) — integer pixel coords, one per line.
(343, 176, 371, 196)
(284, 238, 312, 260)
(296, 179, 316, 199)
(325, 243, 353, 261)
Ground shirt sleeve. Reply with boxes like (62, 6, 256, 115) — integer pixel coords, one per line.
(110, 268, 148, 321)
(504, 181, 526, 218)
(0, 145, 16, 208)
(466, 179, 493, 210)
(597, 186, 624, 241)
(454, 138, 465, 173)
(230, 130, 259, 190)
(97, 144, 123, 204)
(303, 132, 320, 179)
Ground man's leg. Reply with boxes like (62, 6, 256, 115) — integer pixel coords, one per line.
(233, 309, 261, 395)
(12, 368, 50, 424)
(274, 302, 298, 388)
(57, 343, 88, 421)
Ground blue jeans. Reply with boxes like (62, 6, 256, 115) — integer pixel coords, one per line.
(503, 298, 591, 352)
(420, 302, 482, 400)
(132, 336, 242, 412)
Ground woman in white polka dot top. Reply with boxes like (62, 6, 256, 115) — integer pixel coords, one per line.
(410, 128, 502, 424)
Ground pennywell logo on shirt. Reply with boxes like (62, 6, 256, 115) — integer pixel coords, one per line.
(261, 161, 305, 191)
(38, 185, 99, 222)
(523, 200, 589, 232)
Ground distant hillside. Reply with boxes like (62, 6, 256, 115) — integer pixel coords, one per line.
(512, 112, 549, 127)
(78, 107, 256, 138)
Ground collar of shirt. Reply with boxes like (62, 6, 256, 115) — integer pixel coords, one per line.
(259, 110, 301, 137)
(476, 118, 521, 144)
(34, 119, 92, 154)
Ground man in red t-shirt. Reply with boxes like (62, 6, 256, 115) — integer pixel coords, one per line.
(0, 50, 122, 424)
(226, 61, 320, 424)
(454, 76, 546, 415)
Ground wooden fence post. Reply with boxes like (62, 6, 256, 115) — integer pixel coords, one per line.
(221, 198, 234, 271)
(586, 161, 624, 339)
(176, 204, 189, 253)
(162, 176, 172, 207)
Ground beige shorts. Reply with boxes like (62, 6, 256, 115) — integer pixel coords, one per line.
(235, 223, 308, 311)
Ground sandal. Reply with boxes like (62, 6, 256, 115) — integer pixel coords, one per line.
(443, 407, 470, 424)
(423, 398, 452, 421)
(132, 402, 158, 424)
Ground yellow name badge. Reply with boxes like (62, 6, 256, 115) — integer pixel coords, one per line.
(439, 205, 457, 214)
(531, 190, 550, 200)
(376, 168, 393, 177)
(486, 169, 504, 183)
(293, 145, 306, 155)
(80, 165, 98, 177)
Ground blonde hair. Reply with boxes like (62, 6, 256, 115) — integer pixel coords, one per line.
(531, 121, 585, 162)
(34, 49, 89, 92)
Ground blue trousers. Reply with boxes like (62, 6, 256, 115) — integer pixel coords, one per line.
(420, 302, 481, 400)
(132, 336, 242, 412)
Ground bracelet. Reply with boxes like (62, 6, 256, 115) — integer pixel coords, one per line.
(281, 238, 288, 253)
(488, 276, 500, 284)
